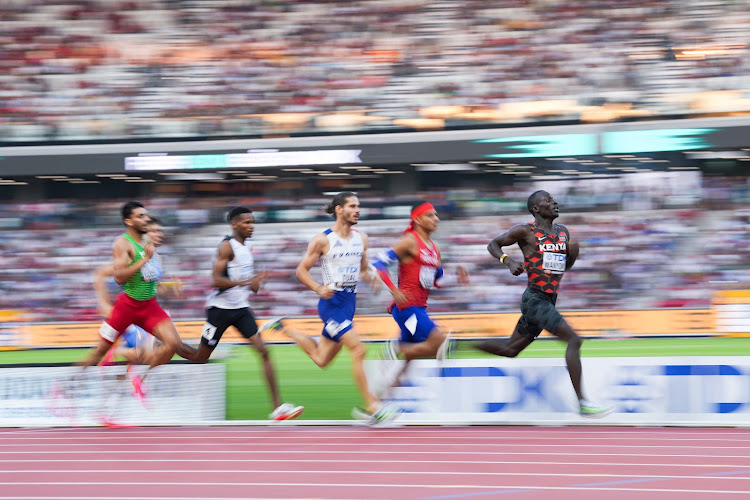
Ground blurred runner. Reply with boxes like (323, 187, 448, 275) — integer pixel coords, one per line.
(94, 216, 180, 400)
(261, 192, 395, 424)
(79, 202, 183, 372)
(371, 201, 468, 391)
(475, 190, 613, 418)
(176, 206, 303, 421)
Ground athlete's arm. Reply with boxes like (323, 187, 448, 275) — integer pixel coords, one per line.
(93, 264, 115, 317)
(358, 232, 380, 289)
(433, 245, 470, 287)
(112, 236, 153, 285)
(559, 225, 579, 270)
(371, 234, 417, 306)
(296, 233, 333, 299)
(487, 224, 528, 276)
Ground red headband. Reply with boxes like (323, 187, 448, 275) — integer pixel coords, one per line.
(405, 202, 436, 233)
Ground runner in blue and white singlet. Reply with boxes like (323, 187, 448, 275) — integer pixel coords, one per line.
(263, 192, 394, 423)
(316, 227, 363, 340)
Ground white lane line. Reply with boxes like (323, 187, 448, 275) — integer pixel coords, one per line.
(2, 435, 750, 443)
(2, 442, 748, 449)
(3, 428, 750, 438)
(0, 458, 747, 468)
(0, 481, 749, 495)
(0, 469, 749, 481)
(0, 450, 748, 458)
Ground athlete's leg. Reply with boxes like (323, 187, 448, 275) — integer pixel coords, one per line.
(475, 326, 533, 358)
(550, 318, 584, 401)
(283, 325, 343, 367)
(145, 319, 181, 367)
(339, 330, 380, 414)
(246, 334, 282, 409)
(177, 342, 214, 363)
(398, 327, 445, 360)
(79, 338, 114, 367)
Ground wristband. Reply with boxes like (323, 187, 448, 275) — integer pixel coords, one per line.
(500, 254, 509, 264)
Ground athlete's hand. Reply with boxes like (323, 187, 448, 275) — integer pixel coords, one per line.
(369, 278, 383, 294)
(505, 258, 524, 276)
(98, 301, 113, 318)
(391, 288, 409, 307)
(249, 271, 267, 293)
(316, 284, 335, 299)
(457, 265, 470, 284)
(142, 241, 155, 261)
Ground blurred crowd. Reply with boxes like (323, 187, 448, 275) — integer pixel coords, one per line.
(2, 0, 749, 142)
(1, 175, 749, 324)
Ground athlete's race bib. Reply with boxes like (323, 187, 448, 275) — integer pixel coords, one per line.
(419, 266, 437, 289)
(141, 259, 162, 282)
(336, 265, 359, 288)
(542, 252, 566, 273)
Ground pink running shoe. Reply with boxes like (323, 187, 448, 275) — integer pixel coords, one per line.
(127, 366, 146, 402)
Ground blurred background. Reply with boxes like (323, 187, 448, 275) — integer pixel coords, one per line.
(0, 0, 748, 340)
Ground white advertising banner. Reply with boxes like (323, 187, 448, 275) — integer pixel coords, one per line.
(0, 363, 225, 427)
(366, 357, 750, 425)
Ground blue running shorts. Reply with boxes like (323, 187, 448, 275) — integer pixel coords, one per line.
(392, 305, 437, 343)
(318, 290, 356, 342)
(121, 325, 148, 349)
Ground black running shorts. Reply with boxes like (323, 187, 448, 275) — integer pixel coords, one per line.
(201, 307, 258, 347)
(516, 287, 564, 341)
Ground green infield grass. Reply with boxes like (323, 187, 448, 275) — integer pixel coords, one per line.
(0, 337, 747, 420)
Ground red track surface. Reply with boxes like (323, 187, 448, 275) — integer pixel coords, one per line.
(1, 426, 750, 499)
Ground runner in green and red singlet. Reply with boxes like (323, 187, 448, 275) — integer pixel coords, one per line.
(80, 201, 182, 370)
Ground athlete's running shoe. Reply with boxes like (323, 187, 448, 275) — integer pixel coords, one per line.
(352, 403, 402, 425)
(381, 338, 399, 361)
(127, 367, 146, 402)
(259, 316, 288, 333)
(371, 403, 403, 425)
(436, 329, 455, 362)
(579, 401, 614, 418)
(269, 402, 305, 421)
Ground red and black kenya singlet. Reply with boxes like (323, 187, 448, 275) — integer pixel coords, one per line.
(524, 223, 567, 294)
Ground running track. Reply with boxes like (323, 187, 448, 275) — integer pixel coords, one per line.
(1, 426, 750, 499)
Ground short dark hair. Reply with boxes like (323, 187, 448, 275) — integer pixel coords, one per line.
(324, 192, 356, 218)
(227, 206, 252, 223)
(147, 215, 162, 226)
(121, 201, 144, 220)
(527, 190, 548, 215)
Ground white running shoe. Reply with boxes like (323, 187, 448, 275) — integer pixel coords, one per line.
(269, 402, 304, 421)
(436, 329, 454, 362)
(259, 316, 287, 333)
(351, 403, 402, 426)
(579, 401, 614, 418)
(381, 338, 399, 361)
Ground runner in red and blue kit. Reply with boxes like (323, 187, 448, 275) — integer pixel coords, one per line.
(372, 201, 468, 371)
(475, 190, 613, 418)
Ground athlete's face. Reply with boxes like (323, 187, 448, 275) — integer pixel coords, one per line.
(125, 207, 150, 234)
(233, 213, 255, 239)
(337, 196, 360, 225)
(416, 210, 439, 233)
(146, 223, 164, 247)
(535, 192, 559, 220)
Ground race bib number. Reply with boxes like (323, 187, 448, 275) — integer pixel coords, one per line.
(337, 266, 359, 288)
(202, 323, 218, 346)
(419, 266, 437, 289)
(542, 252, 566, 273)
